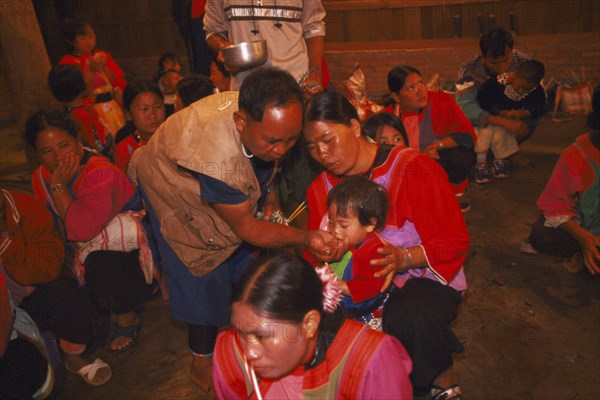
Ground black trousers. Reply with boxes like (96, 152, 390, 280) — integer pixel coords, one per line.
(438, 146, 476, 185)
(188, 323, 219, 355)
(19, 275, 93, 345)
(84, 250, 152, 315)
(0, 336, 49, 399)
(528, 215, 580, 258)
(383, 278, 464, 389)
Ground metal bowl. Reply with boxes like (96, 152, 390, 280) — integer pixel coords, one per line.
(221, 40, 268, 70)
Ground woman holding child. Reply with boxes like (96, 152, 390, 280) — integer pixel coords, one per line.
(304, 91, 469, 399)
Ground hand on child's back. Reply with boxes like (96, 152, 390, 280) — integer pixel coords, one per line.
(500, 109, 520, 119)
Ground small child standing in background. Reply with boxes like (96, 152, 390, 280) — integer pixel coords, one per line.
(158, 69, 182, 117)
(324, 176, 390, 327)
(47, 63, 112, 158)
(59, 15, 126, 136)
(154, 53, 183, 117)
(153, 52, 182, 82)
(475, 59, 547, 183)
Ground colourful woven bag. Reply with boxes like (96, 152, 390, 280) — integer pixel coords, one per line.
(552, 82, 593, 122)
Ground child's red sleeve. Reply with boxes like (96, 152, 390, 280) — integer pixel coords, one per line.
(345, 240, 385, 303)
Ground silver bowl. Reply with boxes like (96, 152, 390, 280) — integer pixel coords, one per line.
(221, 40, 268, 70)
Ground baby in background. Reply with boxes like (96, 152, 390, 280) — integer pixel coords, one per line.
(160, 69, 183, 117)
(474, 59, 547, 183)
(153, 52, 182, 82)
(154, 53, 183, 117)
(324, 176, 390, 325)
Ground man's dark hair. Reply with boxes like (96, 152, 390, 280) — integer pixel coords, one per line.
(327, 176, 388, 231)
(516, 59, 545, 85)
(238, 67, 303, 122)
(479, 27, 514, 58)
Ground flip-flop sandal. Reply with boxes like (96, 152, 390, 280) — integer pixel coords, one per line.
(431, 384, 463, 400)
(66, 358, 112, 387)
(111, 324, 139, 353)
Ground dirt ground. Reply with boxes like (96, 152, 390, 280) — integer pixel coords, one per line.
(1, 113, 598, 400)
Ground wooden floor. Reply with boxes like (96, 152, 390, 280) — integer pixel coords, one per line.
(2, 113, 598, 400)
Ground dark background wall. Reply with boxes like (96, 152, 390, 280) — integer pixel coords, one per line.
(325, 33, 600, 97)
(323, 0, 599, 41)
(2, 0, 599, 127)
(1, 0, 598, 185)
(30, 0, 600, 82)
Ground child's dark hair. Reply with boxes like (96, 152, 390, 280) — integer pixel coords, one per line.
(363, 112, 408, 144)
(122, 80, 163, 112)
(327, 176, 388, 230)
(239, 67, 303, 122)
(176, 74, 215, 107)
(61, 15, 91, 47)
(48, 64, 86, 103)
(24, 110, 79, 150)
(479, 27, 514, 58)
(516, 59, 545, 85)
(157, 53, 181, 70)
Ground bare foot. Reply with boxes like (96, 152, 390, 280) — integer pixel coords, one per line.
(190, 355, 216, 398)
